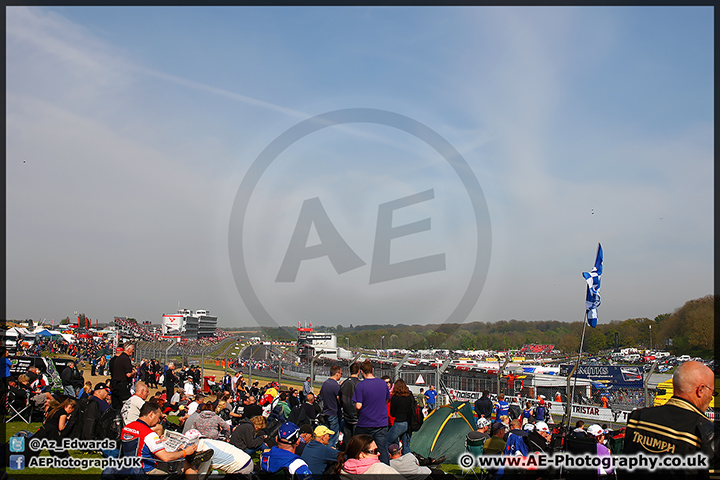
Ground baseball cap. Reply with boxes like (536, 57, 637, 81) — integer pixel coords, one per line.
(299, 424, 313, 434)
(587, 424, 604, 437)
(388, 444, 401, 454)
(476, 417, 491, 429)
(523, 423, 535, 432)
(94, 383, 111, 392)
(278, 422, 300, 443)
(534, 421, 550, 433)
(314, 425, 335, 437)
(185, 429, 202, 440)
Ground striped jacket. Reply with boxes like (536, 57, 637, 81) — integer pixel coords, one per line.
(621, 396, 718, 480)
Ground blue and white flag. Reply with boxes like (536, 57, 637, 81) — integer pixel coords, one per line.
(582, 243, 603, 328)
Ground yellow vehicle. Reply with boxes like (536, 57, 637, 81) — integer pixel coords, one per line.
(654, 378, 719, 409)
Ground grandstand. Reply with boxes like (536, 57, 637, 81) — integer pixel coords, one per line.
(519, 344, 555, 355)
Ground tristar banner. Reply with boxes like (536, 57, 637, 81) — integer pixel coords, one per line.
(559, 364, 643, 389)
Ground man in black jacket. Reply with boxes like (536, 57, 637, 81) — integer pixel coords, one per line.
(61, 361, 76, 396)
(621, 361, 718, 480)
(340, 362, 361, 445)
(474, 390, 493, 426)
(82, 383, 113, 440)
(110, 343, 135, 409)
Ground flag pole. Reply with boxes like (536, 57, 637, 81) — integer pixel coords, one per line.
(563, 311, 589, 432)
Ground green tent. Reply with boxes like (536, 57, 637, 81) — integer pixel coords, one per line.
(410, 400, 476, 464)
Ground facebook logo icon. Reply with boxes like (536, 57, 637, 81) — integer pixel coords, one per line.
(9, 454, 25, 470)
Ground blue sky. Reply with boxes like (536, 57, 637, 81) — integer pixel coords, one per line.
(6, 7, 713, 331)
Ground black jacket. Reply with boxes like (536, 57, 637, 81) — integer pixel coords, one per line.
(340, 376, 361, 424)
(621, 396, 718, 480)
(229, 418, 264, 451)
(475, 396, 493, 419)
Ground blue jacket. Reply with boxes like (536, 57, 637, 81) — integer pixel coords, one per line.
(261, 446, 313, 480)
(300, 440, 338, 476)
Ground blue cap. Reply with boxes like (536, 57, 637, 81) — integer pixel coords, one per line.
(278, 422, 300, 443)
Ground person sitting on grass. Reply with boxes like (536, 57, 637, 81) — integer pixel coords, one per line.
(120, 400, 214, 479)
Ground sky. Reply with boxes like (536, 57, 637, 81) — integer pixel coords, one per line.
(6, 7, 714, 332)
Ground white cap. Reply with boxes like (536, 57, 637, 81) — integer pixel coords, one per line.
(523, 423, 535, 431)
(587, 424, 604, 436)
(534, 421, 550, 433)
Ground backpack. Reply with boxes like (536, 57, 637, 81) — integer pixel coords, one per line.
(95, 406, 124, 442)
(409, 395, 424, 433)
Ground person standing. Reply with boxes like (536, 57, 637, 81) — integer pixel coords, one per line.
(319, 365, 342, 448)
(340, 362, 361, 447)
(387, 378, 414, 455)
(61, 361, 76, 396)
(424, 384, 437, 411)
(621, 360, 719, 480)
(352, 360, 391, 465)
(493, 393, 509, 421)
(302, 377, 312, 403)
(164, 362, 178, 407)
(111, 343, 135, 409)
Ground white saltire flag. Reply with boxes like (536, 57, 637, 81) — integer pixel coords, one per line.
(582, 243, 603, 328)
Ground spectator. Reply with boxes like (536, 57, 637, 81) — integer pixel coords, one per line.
(334, 433, 400, 477)
(387, 378, 414, 455)
(525, 420, 552, 454)
(389, 442, 448, 480)
(120, 401, 213, 478)
(340, 362, 362, 446)
(352, 360, 391, 465)
(295, 424, 314, 456)
(241, 394, 264, 419)
(417, 388, 427, 409)
(288, 388, 301, 410)
(533, 398, 547, 423)
(319, 365, 342, 448)
(164, 362, 178, 406)
(424, 385, 437, 411)
(571, 420, 586, 437)
(193, 402, 231, 440)
(586, 424, 614, 477)
(302, 377, 313, 402)
(186, 393, 205, 416)
(121, 381, 150, 426)
(621, 360, 718, 480)
(484, 422, 507, 455)
(474, 390, 493, 426)
(230, 415, 268, 455)
(300, 425, 339, 477)
(110, 343, 135, 409)
(61, 361, 76, 396)
(32, 397, 77, 458)
(467, 417, 491, 443)
(493, 393, 509, 420)
(508, 396, 522, 421)
(184, 429, 254, 475)
(302, 393, 322, 426)
(81, 383, 112, 440)
(522, 401, 534, 425)
(260, 421, 313, 479)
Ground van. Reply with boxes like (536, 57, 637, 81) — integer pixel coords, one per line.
(655, 378, 718, 410)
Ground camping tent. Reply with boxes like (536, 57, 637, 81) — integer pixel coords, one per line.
(410, 400, 476, 464)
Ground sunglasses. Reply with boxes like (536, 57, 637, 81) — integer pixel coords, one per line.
(364, 448, 380, 455)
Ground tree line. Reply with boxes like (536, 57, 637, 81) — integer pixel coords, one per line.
(260, 295, 715, 358)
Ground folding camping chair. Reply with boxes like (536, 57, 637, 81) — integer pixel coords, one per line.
(5, 389, 33, 424)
